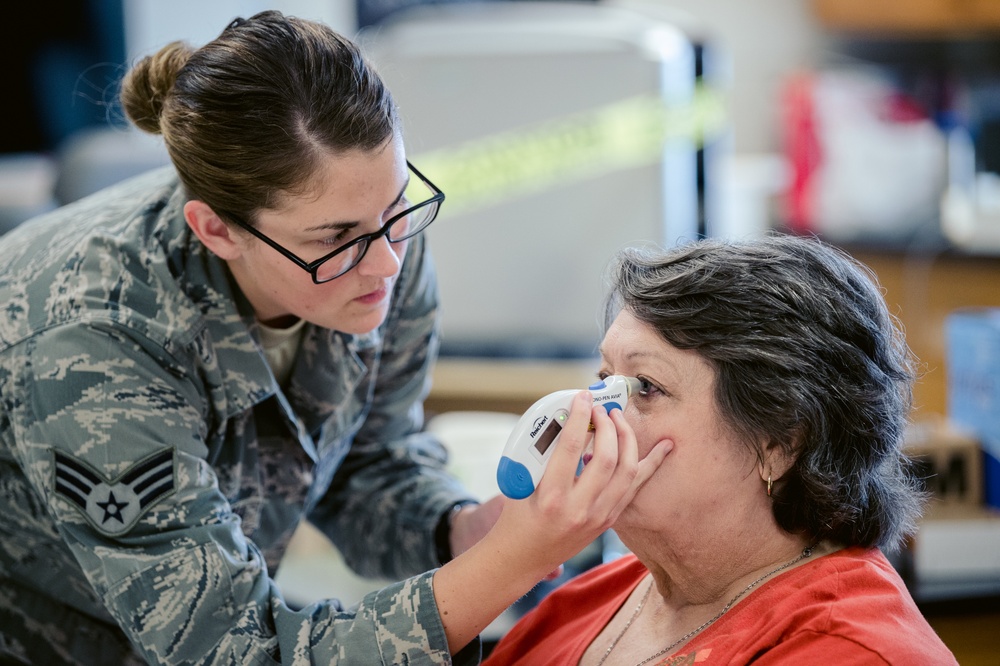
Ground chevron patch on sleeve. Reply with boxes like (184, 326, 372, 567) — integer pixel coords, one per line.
(53, 448, 177, 536)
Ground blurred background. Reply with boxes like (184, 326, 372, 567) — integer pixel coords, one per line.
(2, 1, 998, 662)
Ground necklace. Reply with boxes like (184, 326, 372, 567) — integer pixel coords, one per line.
(595, 544, 816, 666)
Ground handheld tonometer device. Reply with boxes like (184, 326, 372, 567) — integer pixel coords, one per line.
(496, 375, 641, 499)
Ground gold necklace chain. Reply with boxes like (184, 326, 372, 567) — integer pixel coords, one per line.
(595, 544, 816, 666)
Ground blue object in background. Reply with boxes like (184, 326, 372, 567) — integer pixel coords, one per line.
(946, 308, 1000, 510)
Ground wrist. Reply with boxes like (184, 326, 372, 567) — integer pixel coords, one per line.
(434, 502, 473, 565)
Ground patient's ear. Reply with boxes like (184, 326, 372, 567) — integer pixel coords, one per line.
(183, 200, 244, 260)
(760, 434, 800, 482)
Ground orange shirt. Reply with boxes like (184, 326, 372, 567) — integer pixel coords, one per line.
(485, 547, 957, 665)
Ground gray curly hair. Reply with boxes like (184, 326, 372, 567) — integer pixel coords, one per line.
(604, 234, 924, 551)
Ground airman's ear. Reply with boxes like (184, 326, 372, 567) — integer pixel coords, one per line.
(183, 200, 244, 260)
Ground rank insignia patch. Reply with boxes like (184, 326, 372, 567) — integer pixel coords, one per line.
(53, 448, 176, 536)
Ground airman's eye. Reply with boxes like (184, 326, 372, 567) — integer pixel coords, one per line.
(320, 229, 352, 247)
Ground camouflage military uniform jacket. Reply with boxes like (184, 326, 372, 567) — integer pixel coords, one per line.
(0, 168, 478, 665)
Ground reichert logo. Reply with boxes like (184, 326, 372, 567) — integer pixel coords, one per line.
(530, 416, 548, 438)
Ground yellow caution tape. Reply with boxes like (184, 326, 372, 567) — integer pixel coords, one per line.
(412, 84, 727, 216)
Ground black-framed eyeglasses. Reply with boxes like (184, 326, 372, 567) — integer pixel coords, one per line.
(228, 161, 444, 284)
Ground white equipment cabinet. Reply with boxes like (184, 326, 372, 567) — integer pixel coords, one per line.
(360, 2, 701, 357)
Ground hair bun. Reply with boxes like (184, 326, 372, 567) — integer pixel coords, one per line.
(120, 41, 193, 135)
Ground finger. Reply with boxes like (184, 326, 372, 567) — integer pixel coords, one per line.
(582, 408, 671, 526)
(542, 390, 594, 490)
(572, 403, 624, 496)
(610, 407, 639, 474)
(543, 564, 565, 581)
(579, 404, 626, 469)
(609, 440, 672, 517)
(634, 439, 671, 486)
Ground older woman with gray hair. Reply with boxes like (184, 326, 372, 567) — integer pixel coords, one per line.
(486, 234, 956, 665)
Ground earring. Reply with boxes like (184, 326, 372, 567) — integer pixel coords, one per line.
(767, 475, 773, 497)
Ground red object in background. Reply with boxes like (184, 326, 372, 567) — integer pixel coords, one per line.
(881, 91, 931, 123)
(781, 72, 822, 235)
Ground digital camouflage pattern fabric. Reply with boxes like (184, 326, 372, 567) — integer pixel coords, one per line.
(0, 168, 478, 664)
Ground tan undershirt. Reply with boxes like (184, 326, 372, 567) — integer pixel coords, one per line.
(257, 317, 307, 387)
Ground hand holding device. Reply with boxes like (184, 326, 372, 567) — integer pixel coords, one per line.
(496, 375, 641, 499)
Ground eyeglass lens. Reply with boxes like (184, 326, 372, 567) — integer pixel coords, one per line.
(313, 170, 440, 282)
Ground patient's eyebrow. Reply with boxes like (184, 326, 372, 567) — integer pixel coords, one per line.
(598, 346, 664, 362)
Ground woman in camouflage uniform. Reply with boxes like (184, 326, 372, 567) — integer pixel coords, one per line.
(0, 11, 665, 665)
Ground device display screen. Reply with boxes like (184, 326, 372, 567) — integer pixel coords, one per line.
(534, 418, 562, 455)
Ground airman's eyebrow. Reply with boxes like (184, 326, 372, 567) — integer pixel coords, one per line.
(389, 176, 410, 208)
(300, 176, 410, 234)
(302, 220, 358, 233)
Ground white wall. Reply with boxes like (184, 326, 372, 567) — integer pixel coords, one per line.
(122, 0, 356, 59)
(124, 0, 826, 155)
(613, 0, 828, 154)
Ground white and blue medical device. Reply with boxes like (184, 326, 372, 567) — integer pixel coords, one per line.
(496, 375, 641, 499)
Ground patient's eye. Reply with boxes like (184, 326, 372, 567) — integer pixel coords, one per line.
(634, 376, 670, 400)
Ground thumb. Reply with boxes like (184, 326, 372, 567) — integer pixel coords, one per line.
(635, 440, 671, 485)
(611, 440, 671, 517)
